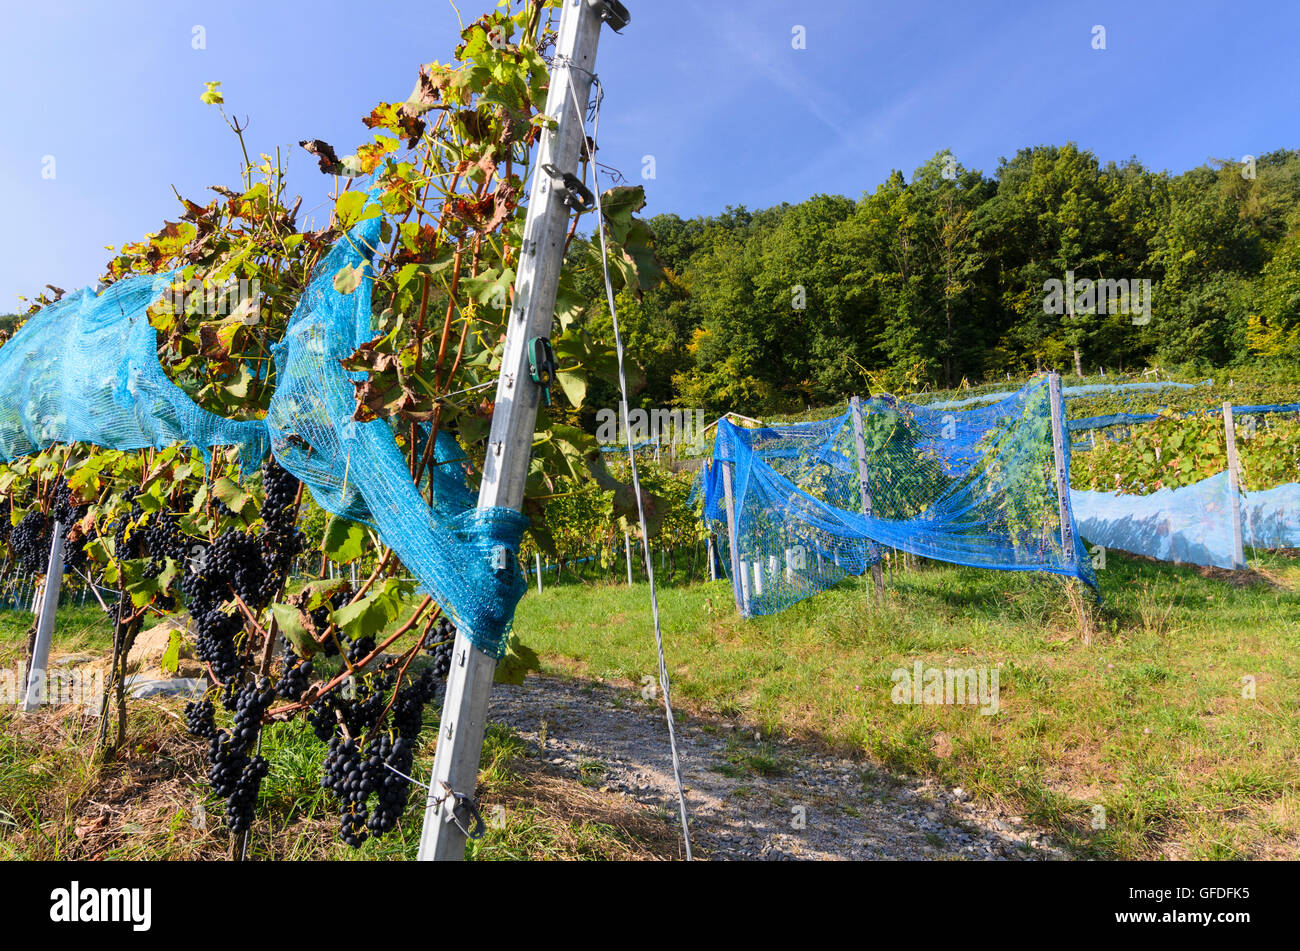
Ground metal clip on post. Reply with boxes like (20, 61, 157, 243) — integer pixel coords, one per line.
(439, 783, 486, 840)
(541, 163, 597, 213)
(527, 336, 558, 406)
(588, 0, 631, 32)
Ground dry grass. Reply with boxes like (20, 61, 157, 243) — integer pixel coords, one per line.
(476, 758, 683, 861)
(0, 687, 682, 861)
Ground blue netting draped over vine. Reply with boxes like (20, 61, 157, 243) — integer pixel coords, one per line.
(0, 203, 527, 658)
(264, 212, 527, 658)
(700, 378, 1096, 617)
(0, 274, 269, 468)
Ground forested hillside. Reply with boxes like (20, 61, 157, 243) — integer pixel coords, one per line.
(571, 144, 1300, 418)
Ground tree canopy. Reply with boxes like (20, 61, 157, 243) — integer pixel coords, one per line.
(571, 144, 1300, 418)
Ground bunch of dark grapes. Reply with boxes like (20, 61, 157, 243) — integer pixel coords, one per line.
(182, 529, 267, 682)
(424, 616, 457, 681)
(10, 510, 49, 572)
(323, 736, 368, 845)
(182, 460, 305, 688)
(185, 679, 276, 835)
(361, 733, 412, 837)
(276, 646, 312, 701)
(345, 634, 376, 667)
(49, 478, 91, 574)
(256, 458, 307, 602)
(366, 669, 440, 836)
(307, 696, 337, 742)
(185, 697, 218, 739)
(336, 672, 391, 738)
(317, 668, 440, 848)
(142, 508, 187, 565)
(194, 605, 245, 684)
(111, 491, 146, 561)
(392, 668, 439, 739)
(261, 458, 299, 531)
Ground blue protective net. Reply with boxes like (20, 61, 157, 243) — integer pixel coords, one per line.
(1072, 473, 1300, 569)
(0, 209, 527, 658)
(699, 377, 1096, 617)
(1070, 402, 1300, 435)
(264, 212, 527, 658)
(922, 379, 1210, 411)
(0, 274, 269, 468)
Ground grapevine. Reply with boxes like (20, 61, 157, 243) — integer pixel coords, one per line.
(0, 0, 663, 855)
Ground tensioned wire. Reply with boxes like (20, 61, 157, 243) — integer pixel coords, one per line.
(563, 63, 693, 861)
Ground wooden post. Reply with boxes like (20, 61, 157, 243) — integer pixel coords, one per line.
(849, 396, 885, 597)
(707, 536, 717, 581)
(417, 0, 618, 862)
(535, 552, 543, 593)
(22, 522, 64, 713)
(1047, 373, 1075, 562)
(720, 459, 748, 616)
(1223, 402, 1246, 569)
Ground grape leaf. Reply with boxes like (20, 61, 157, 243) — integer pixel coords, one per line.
(323, 515, 367, 563)
(272, 603, 318, 658)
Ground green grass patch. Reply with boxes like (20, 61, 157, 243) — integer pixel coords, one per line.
(512, 549, 1300, 860)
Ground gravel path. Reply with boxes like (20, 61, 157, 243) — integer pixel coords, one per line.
(489, 674, 1068, 861)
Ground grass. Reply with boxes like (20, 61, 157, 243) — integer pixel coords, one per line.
(3, 547, 1295, 861)
(0, 604, 677, 861)
(510, 548, 1300, 860)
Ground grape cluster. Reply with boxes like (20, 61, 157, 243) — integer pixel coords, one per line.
(308, 676, 389, 745)
(181, 460, 305, 685)
(50, 478, 91, 574)
(276, 646, 312, 701)
(360, 733, 414, 837)
(424, 616, 458, 681)
(185, 680, 276, 835)
(318, 668, 440, 848)
(110, 491, 145, 562)
(343, 673, 393, 737)
(345, 634, 377, 667)
(392, 668, 440, 738)
(323, 736, 367, 846)
(185, 698, 218, 739)
(180, 459, 316, 841)
(188, 602, 245, 684)
(259, 459, 307, 601)
(10, 510, 50, 572)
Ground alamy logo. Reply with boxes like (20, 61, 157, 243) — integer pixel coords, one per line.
(1042, 271, 1151, 325)
(891, 661, 999, 715)
(1, 663, 103, 707)
(50, 882, 151, 931)
(595, 407, 706, 449)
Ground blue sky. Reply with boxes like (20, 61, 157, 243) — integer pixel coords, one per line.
(1, 0, 1296, 306)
